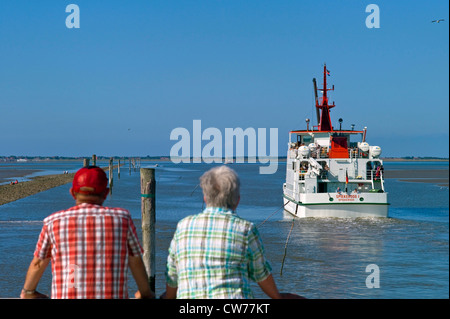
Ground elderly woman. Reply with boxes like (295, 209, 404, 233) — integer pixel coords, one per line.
(164, 165, 300, 299)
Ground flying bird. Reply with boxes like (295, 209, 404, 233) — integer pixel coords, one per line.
(431, 19, 445, 23)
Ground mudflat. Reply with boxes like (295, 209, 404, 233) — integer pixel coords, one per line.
(0, 166, 117, 206)
(386, 169, 448, 187)
(0, 169, 41, 184)
(0, 172, 76, 206)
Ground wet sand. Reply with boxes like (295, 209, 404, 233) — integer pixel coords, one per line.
(0, 172, 76, 206)
(386, 169, 449, 187)
(0, 169, 41, 184)
(0, 166, 117, 206)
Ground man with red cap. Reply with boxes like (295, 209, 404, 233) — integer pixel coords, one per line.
(21, 166, 154, 299)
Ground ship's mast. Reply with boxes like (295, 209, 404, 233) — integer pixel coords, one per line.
(316, 64, 335, 131)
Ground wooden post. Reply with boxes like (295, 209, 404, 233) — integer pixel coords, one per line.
(92, 154, 97, 166)
(83, 158, 90, 167)
(140, 168, 156, 293)
(118, 159, 121, 180)
(109, 158, 113, 195)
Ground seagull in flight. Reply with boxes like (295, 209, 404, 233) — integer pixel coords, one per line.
(431, 19, 445, 23)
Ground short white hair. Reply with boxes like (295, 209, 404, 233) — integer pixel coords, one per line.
(199, 166, 240, 209)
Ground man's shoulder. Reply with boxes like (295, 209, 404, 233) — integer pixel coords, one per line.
(177, 213, 199, 226)
(44, 204, 131, 223)
(177, 210, 255, 230)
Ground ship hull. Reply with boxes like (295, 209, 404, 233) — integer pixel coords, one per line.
(283, 194, 389, 218)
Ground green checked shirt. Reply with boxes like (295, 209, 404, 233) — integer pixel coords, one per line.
(165, 207, 272, 299)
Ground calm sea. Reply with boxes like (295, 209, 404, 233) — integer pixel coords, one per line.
(0, 160, 448, 299)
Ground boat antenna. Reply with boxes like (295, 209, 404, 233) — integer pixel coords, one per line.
(312, 78, 320, 126)
(315, 64, 335, 131)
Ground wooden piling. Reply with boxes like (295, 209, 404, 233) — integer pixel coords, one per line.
(118, 159, 121, 180)
(140, 168, 156, 293)
(109, 158, 113, 195)
(83, 158, 90, 167)
(92, 154, 97, 166)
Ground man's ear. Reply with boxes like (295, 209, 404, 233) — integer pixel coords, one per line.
(103, 188, 110, 199)
(234, 196, 241, 210)
(69, 188, 76, 199)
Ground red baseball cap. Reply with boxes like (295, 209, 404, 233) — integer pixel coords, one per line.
(72, 166, 108, 195)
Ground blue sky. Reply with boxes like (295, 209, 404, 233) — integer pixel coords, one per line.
(0, 0, 448, 158)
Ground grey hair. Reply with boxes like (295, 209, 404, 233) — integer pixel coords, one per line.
(199, 165, 240, 209)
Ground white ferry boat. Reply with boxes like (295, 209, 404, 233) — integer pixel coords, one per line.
(283, 65, 389, 218)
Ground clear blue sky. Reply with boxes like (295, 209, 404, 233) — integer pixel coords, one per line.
(0, 0, 448, 158)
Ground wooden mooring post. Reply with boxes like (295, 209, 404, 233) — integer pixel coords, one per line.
(92, 154, 97, 166)
(118, 159, 121, 180)
(109, 158, 113, 195)
(140, 168, 156, 293)
(83, 158, 90, 167)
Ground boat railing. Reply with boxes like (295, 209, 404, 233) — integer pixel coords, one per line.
(312, 147, 329, 159)
(367, 169, 385, 193)
(366, 169, 384, 180)
(348, 148, 369, 159)
(310, 147, 370, 159)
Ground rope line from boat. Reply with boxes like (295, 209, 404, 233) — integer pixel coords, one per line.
(257, 201, 289, 228)
(280, 217, 296, 276)
(190, 184, 200, 196)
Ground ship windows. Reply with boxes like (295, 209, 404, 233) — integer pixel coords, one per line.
(301, 135, 312, 145)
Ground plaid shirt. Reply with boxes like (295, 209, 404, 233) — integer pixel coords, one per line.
(165, 207, 272, 299)
(34, 203, 143, 299)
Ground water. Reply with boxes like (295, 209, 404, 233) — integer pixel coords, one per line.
(0, 160, 448, 299)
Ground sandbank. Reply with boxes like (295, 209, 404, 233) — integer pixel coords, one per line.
(0, 166, 117, 206)
(386, 169, 448, 187)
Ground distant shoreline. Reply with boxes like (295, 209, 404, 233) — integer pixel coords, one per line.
(0, 164, 447, 207)
(1, 157, 448, 163)
(381, 158, 449, 162)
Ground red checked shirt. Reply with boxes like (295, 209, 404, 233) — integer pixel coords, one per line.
(34, 203, 143, 299)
